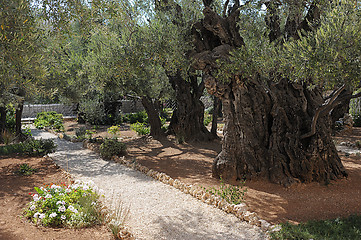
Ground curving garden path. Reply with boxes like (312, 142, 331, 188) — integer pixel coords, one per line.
(31, 127, 268, 240)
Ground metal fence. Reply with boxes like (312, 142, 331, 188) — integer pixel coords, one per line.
(22, 104, 77, 119)
(21, 100, 145, 120)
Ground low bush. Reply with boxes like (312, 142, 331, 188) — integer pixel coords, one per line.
(14, 163, 38, 176)
(34, 111, 64, 132)
(107, 125, 121, 138)
(75, 127, 96, 140)
(204, 114, 212, 127)
(122, 111, 148, 124)
(130, 122, 150, 135)
(25, 180, 103, 228)
(99, 138, 127, 160)
(0, 139, 57, 156)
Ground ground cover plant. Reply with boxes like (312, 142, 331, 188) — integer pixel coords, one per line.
(25, 180, 103, 228)
(203, 177, 247, 205)
(14, 163, 38, 176)
(270, 215, 361, 240)
(0, 138, 56, 156)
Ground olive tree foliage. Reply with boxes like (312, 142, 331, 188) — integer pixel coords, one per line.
(191, 0, 361, 185)
(0, 0, 47, 137)
(82, 0, 174, 136)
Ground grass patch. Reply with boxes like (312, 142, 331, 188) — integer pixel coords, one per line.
(270, 215, 361, 240)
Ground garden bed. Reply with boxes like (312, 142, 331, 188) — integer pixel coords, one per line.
(0, 155, 116, 239)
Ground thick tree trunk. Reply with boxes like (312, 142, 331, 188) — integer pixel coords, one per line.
(141, 96, 165, 139)
(0, 107, 6, 142)
(211, 97, 220, 137)
(191, 5, 347, 186)
(167, 71, 214, 141)
(209, 77, 347, 186)
(15, 103, 23, 137)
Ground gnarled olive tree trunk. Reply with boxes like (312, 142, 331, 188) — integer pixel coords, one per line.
(0, 106, 6, 142)
(167, 71, 214, 141)
(141, 96, 165, 139)
(191, 5, 347, 186)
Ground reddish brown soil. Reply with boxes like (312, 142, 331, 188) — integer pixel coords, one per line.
(124, 128, 361, 225)
(0, 155, 114, 240)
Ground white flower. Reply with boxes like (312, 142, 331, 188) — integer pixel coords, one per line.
(50, 184, 60, 189)
(45, 194, 52, 199)
(49, 212, 57, 218)
(33, 194, 40, 202)
(65, 188, 72, 193)
(39, 213, 46, 219)
(33, 212, 40, 218)
(82, 185, 89, 191)
(68, 205, 78, 213)
(56, 200, 65, 205)
(61, 215, 66, 220)
(58, 206, 66, 212)
(71, 184, 79, 189)
(59, 193, 64, 196)
(30, 204, 36, 211)
(74, 179, 82, 184)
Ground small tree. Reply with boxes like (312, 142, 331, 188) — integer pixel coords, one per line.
(0, 0, 47, 138)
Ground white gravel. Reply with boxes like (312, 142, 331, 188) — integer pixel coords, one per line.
(31, 128, 267, 240)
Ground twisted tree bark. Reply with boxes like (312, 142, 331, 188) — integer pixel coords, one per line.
(191, 3, 348, 186)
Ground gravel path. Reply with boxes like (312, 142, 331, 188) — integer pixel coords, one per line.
(31, 128, 267, 240)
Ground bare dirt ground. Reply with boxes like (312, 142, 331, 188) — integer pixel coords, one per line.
(63, 120, 361, 225)
(3, 120, 360, 239)
(0, 155, 114, 240)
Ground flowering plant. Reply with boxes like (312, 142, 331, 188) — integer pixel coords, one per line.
(25, 180, 103, 228)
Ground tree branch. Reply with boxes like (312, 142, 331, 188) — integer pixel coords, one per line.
(301, 85, 345, 139)
(222, 0, 230, 17)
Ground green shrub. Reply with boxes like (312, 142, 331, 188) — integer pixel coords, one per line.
(205, 177, 247, 205)
(75, 127, 95, 140)
(160, 108, 173, 121)
(107, 125, 121, 138)
(34, 111, 64, 132)
(25, 180, 103, 228)
(204, 114, 212, 126)
(123, 111, 148, 124)
(78, 99, 107, 125)
(99, 138, 127, 160)
(130, 122, 150, 135)
(0, 139, 57, 156)
(14, 163, 38, 176)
